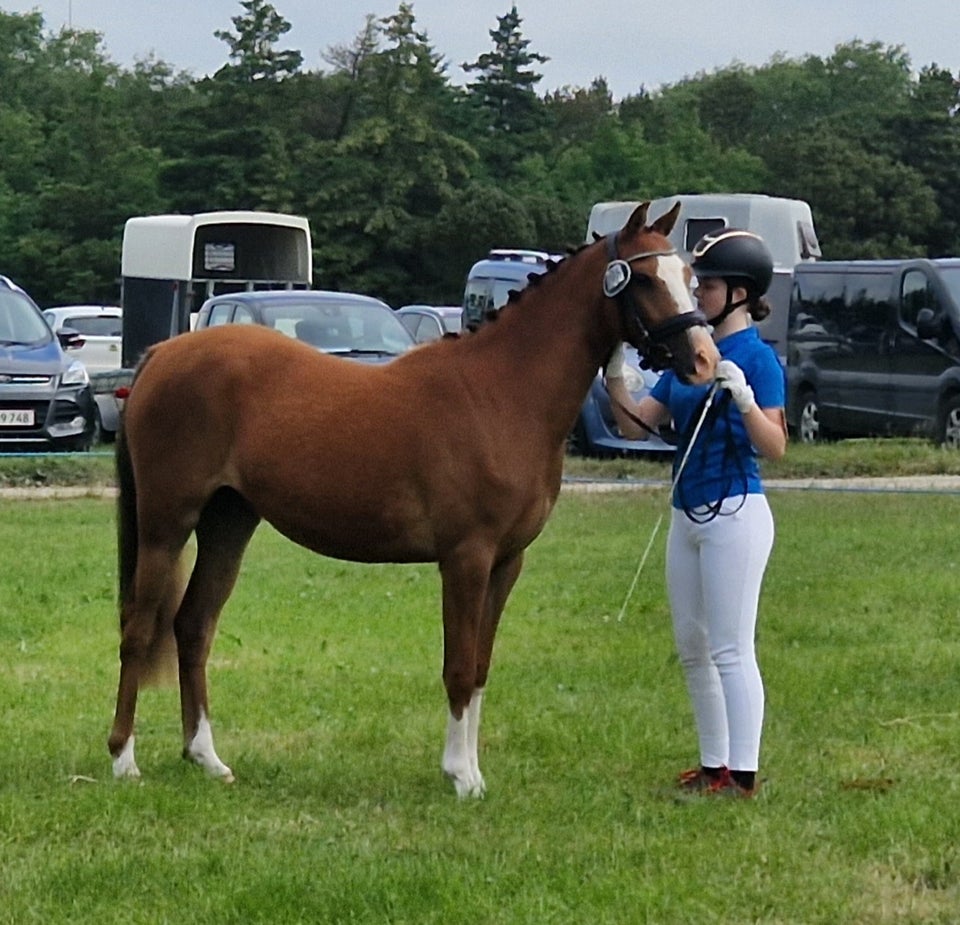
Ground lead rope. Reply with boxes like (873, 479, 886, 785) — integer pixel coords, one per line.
(615, 380, 720, 623)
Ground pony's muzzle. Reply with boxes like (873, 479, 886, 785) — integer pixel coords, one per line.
(684, 326, 720, 385)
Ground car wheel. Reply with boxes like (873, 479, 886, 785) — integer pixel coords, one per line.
(566, 417, 589, 456)
(797, 390, 823, 444)
(937, 395, 960, 448)
(91, 406, 103, 446)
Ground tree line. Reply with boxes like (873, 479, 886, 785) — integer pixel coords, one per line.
(0, 0, 958, 309)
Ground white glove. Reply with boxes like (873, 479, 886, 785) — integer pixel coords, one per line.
(715, 359, 756, 413)
(605, 343, 627, 380)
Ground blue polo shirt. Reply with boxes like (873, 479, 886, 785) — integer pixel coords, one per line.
(651, 327, 785, 510)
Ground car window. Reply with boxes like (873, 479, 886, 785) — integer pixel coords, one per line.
(0, 290, 52, 344)
(900, 270, 938, 329)
(233, 305, 256, 325)
(842, 273, 890, 346)
(61, 316, 122, 337)
(793, 270, 844, 336)
(413, 314, 444, 343)
(206, 303, 234, 327)
(265, 300, 411, 353)
(683, 217, 725, 252)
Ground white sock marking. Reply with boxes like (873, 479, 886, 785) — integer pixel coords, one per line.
(112, 736, 140, 779)
(186, 712, 234, 782)
(442, 688, 485, 798)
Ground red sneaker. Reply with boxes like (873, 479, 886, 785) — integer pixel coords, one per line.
(677, 765, 728, 792)
(706, 771, 759, 798)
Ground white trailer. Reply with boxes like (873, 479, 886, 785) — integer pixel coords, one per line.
(120, 210, 312, 367)
(91, 211, 312, 441)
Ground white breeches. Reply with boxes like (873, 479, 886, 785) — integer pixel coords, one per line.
(666, 494, 774, 772)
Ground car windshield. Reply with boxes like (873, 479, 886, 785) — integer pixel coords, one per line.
(58, 315, 122, 337)
(0, 290, 53, 345)
(262, 300, 413, 355)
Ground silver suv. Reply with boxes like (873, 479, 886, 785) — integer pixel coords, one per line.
(0, 275, 95, 451)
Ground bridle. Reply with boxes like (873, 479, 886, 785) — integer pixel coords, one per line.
(603, 229, 709, 436)
(603, 230, 707, 372)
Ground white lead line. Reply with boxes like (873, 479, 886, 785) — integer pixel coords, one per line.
(616, 380, 719, 623)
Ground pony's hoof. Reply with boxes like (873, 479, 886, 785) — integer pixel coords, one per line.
(112, 739, 140, 780)
(184, 748, 235, 782)
(448, 770, 486, 799)
(112, 760, 141, 780)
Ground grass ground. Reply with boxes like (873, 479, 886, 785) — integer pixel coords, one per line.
(3, 436, 960, 489)
(1, 484, 958, 923)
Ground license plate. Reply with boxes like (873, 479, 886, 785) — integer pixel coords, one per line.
(0, 409, 35, 426)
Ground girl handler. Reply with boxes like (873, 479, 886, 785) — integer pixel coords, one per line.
(606, 229, 787, 797)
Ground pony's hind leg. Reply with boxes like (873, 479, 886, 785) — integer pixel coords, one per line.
(176, 489, 259, 781)
(109, 544, 187, 779)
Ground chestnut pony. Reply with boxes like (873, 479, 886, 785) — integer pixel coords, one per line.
(108, 202, 718, 797)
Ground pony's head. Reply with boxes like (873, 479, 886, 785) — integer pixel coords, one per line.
(603, 202, 718, 384)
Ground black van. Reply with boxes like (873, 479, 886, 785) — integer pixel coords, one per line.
(786, 258, 960, 446)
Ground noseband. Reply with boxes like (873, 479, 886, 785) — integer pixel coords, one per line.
(604, 231, 707, 371)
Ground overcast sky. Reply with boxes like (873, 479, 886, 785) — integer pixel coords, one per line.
(4, 0, 959, 98)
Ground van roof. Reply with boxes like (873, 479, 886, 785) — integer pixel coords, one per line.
(467, 248, 564, 280)
(795, 257, 960, 273)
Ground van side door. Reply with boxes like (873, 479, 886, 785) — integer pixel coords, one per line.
(889, 266, 959, 434)
(832, 270, 895, 434)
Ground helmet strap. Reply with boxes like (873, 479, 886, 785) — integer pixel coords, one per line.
(710, 281, 748, 326)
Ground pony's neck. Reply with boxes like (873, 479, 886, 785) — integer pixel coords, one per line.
(469, 251, 620, 437)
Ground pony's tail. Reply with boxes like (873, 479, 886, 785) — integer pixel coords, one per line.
(115, 366, 183, 686)
(115, 416, 138, 608)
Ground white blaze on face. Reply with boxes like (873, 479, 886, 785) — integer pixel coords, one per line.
(657, 253, 697, 314)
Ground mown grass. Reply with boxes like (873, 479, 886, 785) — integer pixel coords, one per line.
(1, 485, 959, 923)
(4, 436, 960, 489)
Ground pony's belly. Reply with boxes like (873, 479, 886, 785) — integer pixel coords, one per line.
(262, 503, 438, 564)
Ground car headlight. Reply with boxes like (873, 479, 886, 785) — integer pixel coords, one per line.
(61, 360, 89, 387)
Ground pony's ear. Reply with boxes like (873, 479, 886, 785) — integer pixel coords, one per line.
(649, 201, 681, 236)
(623, 202, 651, 235)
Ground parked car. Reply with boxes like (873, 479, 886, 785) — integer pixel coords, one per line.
(42, 305, 122, 373)
(194, 290, 415, 361)
(396, 305, 462, 343)
(0, 275, 96, 451)
(786, 258, 960, 446)
(569, 345, 676, 456)
(43, 305, 123, 443)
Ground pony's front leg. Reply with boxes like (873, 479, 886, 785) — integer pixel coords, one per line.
(442, 688, 485, 798)
(439, 551, 493, 799)
(440, 549, 524, 797)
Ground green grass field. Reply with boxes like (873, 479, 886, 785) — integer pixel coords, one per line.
(1, 483, 959, 923)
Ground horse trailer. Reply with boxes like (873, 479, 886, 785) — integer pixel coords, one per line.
(91, 211, 313, 436)
(120, 210, 312, 367)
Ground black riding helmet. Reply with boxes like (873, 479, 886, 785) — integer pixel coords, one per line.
(691, 229, 774, 298)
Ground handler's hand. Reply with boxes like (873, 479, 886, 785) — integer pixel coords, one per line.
(715, 359, 756, 413)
